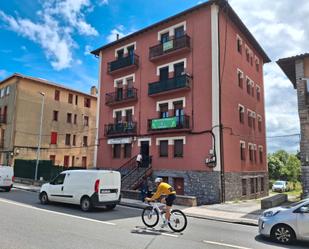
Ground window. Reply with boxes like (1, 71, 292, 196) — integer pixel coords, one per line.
(242, 179, 247, 196)
(64, 156, 69, 167)
(174, 62, 184, 78)
(240, 142, 246, 161)
(174, 139, 183, 157)
(50, 132, 58, 144)
(239, 105, 244, 124)
(113, 144, 121, 158)
(71, 156, 75, 167)
(252, 116, 256, 130)
(159, 66, 169, 81)
(249, 144, 254, 162)
(84, 116, 89, 126)
(160, 32, 169, 44)
(75, 95, 78, 105)
(74, 114, 77, 124)
(159, 103, 169, 118)
(83, 136, 88, 147)
(5, 86, 10, 96)
(117, 49, 124, 58)
(250, 54, 253, 66)
(261, 177, 264, 192)
(246, 78, 251, 95)
(259, 147, 263, 163)
(50, 155, 56, 165)
(258, 116, 262, 132)
(174, 26, 185, 38)
(256, 86, 261, 101)
(52, 173, 65, 185)
(159, 140, 168, 157)
(55, 90, 60, 101)
(0, 89, 4, 98)
(237, 36, 242, 53)
(237, 70, 243, 88)
(253, 145, 257, 163)
(246, 48, 250, 62)
(65, 134, 71, 146)
(115, 111, 122, 123)
(124, 144, 132, 158)
(84, 98, 91, 108)
(53, 110, 58, 121)
(82, 156, 87, 168)
(3, 106, 7, 123)
(251, 84, 255, 97)
(250, 178, 255, 194)
(68, 93, 73, 104)
(67, 113, 72, 123)
(255, 178, 259, 193)
(255, 57, 260, 72)
(72, 135, 76, 146)
(248, 112, 252, 128)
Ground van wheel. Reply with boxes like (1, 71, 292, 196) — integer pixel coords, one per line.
(4, 187, 11, 192)
(271, 224, 295, 244)
(81, 197, 92, 212)
(40, 192, 49, 205)
(106, 204, 116, 210)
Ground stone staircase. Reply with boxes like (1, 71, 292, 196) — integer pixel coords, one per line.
(117, 155, 153, 190)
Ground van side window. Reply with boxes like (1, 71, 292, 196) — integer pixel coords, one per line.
(53, 174, 66, 185)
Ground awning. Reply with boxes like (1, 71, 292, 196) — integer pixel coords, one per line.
(107, 137, 132, 144)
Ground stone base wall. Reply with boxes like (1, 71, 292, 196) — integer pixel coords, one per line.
(153, 170, 221, 205)
(225, 171, 269, 201)
(302, 166, 309, 198)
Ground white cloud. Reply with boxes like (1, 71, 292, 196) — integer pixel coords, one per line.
(106, 25, 135, 43)
(0, 0, 98, 70)
(0, 69, 9, 79)
(229, 0, 309, 152)
(98, 0, 109, 5)
(84, 44, 93, 55)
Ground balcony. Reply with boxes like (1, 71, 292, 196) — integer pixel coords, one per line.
(149, 35, 191, 61)
(104, 122, 137, 137)
(105, 88, 138, 106)
(148, 74, 191, 96)
(0, 115, 7, 124)
(148, 115, 190, 133)
(108, 54, 139, 75)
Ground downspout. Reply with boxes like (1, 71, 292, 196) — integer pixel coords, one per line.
(93, 51, 103, 168)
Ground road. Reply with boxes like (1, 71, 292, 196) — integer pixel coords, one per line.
(0, 189, 308, 249)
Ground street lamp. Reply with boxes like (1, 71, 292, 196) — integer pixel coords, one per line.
(35, 92, 45, 181)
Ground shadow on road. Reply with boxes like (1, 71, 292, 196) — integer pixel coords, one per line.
(131, 226, 182, 236)
(0, 188, 142, 222)
(255, 235, 309, 248)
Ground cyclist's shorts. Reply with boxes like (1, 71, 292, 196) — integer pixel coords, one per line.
(165, 194, 176, 206)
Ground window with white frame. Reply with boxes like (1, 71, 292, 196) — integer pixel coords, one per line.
(237, 69, 244, 88)
(115, 42, 136, 58)
(240, 141, 246, 161)
(257, 115, 262, 132)
(236, 35, 242, 54)
(255, 56, 260, 71)
(245, 45, 250, 62)
(248, 143, 254, 162)
(239, 104, 245, 124)
(259, 146, 263, 163)
(157, 21, 186, 41)
(256, 85, 261, 101)
(246, 77, 251, 95)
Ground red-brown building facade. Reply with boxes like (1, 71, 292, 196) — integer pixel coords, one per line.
(92, 0, 270, 204)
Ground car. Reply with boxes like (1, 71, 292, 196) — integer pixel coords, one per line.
(272, 180, 288, 192)
(259, 198, 309, 244)
(0, 165, 14, 192)
(39, 169, 121, 211)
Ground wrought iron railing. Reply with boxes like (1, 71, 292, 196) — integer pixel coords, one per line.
(105, 88, 138, 105)
(104, 122, 137, 136)
(108, 54, 139, 73)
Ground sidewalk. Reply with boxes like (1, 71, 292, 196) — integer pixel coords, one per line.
(13, 182, 260, 226)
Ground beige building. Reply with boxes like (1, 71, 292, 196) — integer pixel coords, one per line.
(0, 73, 97, 168)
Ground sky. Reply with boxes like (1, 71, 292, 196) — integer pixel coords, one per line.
(0, 0, 306, 153)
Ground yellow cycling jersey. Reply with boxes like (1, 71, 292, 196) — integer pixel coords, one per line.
(150, 182, 176, 200)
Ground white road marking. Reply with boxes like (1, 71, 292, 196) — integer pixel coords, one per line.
(0, 198, 116, 226)
(203, 240, 252, 249)
(161, 232, 179, 238)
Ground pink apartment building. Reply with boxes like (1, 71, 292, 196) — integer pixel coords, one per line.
(92, 0, 270, 204)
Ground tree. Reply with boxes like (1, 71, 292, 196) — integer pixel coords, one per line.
(268, 154, 284, 180)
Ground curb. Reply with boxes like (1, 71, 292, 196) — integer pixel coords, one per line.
(13, 185, 259, 227)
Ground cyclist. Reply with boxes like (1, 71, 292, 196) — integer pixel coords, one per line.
(145, 177, 176, 228)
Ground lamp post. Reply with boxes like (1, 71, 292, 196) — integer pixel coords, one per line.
(35, 92, 45, 181)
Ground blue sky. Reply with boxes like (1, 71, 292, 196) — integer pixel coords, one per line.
(0, 0, 307, 153)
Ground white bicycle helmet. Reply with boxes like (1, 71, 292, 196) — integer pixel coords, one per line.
(155, 177, 163, 183)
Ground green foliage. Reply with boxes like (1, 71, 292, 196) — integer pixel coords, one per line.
(267, 150, 301, 184)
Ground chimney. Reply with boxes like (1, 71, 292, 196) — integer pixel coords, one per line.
(90, 86, 98, 96)
(116, 33, 119, 40)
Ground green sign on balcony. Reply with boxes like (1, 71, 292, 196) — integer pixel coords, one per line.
(151, 117, 177, 129)
(163, 40, 173, 51)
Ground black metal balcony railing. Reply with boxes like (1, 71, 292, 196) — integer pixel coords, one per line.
(149, 35, 191, 60)
(104, 122, 137, 136)
(148, 115, 190, 131)
(108, 54, 139, 73)
(105, 88, 138, 105)
(148, 74, 191, 96)
(0, 115, 7, 124)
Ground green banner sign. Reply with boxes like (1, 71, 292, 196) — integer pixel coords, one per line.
(151, 117, 177, 129)
(163, 40, 173, 51)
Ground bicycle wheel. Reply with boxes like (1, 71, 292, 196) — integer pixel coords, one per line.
(141, 206, 159, 228)
(168, 209, 187, 232)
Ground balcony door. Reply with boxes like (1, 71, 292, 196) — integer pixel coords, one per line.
(159, 103, 169, 118)
(160, 32, 169, 44)
(174, 101, 184, 127)
(126, 77, 134, 98)
(117, 49, 124, 59)
(140, 141, 150, 168)
(115, 111, 122, 123)
(174, 62, 184, 78)
(127, 45, 135, 63)
(159, 67, 169, 82)
(174, 26, 185, 38)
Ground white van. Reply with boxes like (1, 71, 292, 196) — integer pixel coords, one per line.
(39, 170, 121, 211)
(0, 166, 14, 192)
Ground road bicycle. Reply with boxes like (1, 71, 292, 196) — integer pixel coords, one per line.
(141, 201, 187, 232)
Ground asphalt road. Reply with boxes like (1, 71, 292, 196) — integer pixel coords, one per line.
(0, 189, 308, 249)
